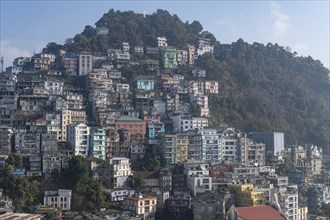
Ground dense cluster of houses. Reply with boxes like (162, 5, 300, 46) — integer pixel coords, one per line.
(0, 33, 329, 220)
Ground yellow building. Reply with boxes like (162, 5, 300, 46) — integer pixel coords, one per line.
(161, 133, 189, 166)
(229, 184, 266, 207)
(176, 133, 189, 163)
(298, 206, 308, 220)
(61, 109, 87, 141)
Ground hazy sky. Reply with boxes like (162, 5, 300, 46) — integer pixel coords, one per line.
(1, 1, 329, 69)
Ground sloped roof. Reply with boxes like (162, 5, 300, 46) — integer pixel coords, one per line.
(236, 205, 286, 220)
(133, 171, 159, 179)
(116, 116, 143, 122)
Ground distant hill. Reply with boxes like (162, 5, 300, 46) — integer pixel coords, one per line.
(44, 9, 330, 153)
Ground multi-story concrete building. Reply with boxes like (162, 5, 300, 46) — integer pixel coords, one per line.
(219, 128, 238, 164)
(161, 133, 189, 166)
(190, 94, 209, 117)
(42, 153, 63, 179)
(61, 109, 87, 141)
(115, 116, 146, 143)
(298, 206, 308, 220)
(192, 68, 206, 78)
(14, 130, 41, 155)
(165, 195, 191, 220)
(146, 120, 164, 143)
(204, 80, 219, 93)
(196, 37, 214, 56)
(249, 132, 284, 156)
(188, 80, 204, 95)
(41, 133, 58, 153)
(277, 185, 299, 220)
(161, 134, 177, 165)
(0, 126, 14, 155)
(172, 115, 208, 132)
(5, 66, 22, 74)
(0, 74, 17, 104)
(134, 91, 155, 111)
(123, 194, 157, 220)
(136, 77, 155, 91)
(32, 53, 56, 70)
(79, 51, 93, 75)
(247, 142, 266, 166)
(18, 94, 49, 111)
(64, 92, 84, 110)
(157, 36, 168, 48)
(106, 189, 135, 202)
(186, 166, 212, 197)
(63, 53, 78, 75)
(67, 123, 90, 156)
(108, 157, 132, 188)
(189, 129, 221, 163)
(186, 44, 196, 65)
(229, 184, 266, 207)
(44, 189, 72, 211)
(42, 80, 64, 96)
(194, 191, 229, 220)
(89, 128, 106, 160)
(177, 49, 188, 65)
(45, 113, 62, 141)
(161, 47, 177, 69)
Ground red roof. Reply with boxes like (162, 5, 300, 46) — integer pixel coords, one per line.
(236, 206, 286, 220)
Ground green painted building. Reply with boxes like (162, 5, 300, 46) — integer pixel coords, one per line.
(161, 47, 177, 69)
(89, 128, 106, 160)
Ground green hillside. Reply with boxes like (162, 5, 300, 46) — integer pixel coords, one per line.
(45, 9, 330, 153)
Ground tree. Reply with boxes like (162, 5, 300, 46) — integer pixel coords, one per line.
(7, 154, 23, 168)
(190, 102, 201, 117)
(131, 176, 146, 192)
(277, 159, 294, 176)
(189, 20, 203, 35)
(60, 156, 90, 188)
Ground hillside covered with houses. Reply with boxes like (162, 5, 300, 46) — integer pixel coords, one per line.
(0, 9, 330, 220)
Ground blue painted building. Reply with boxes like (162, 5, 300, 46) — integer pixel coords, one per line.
(136, 78, 155, 90)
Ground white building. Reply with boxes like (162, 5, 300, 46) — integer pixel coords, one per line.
(219, 128, 239, 164)
(196, 38, 214, 56)
(44, 189, 72, 211)
(157, 36, 168, 48)
(42, 80, 64, 96)
(204, 80, 219, 94)
(184, 160, 212, 197)
(107, 189, 135, 202)
(277, 185, 299, 220)
(67, 123, 90, 156)
(114, 83, 130, 92)
(172, 115, 208, 132)
(64, 92, 84, 110)
(200, 129, 221, 163)
(79, 52, 93, 75)
(6, 66, 22, 74)
(192, 117, 209, 130)
(190, 94, 209, 117)
(123, 194, 157, 220)
(109, 157, 132, 188)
